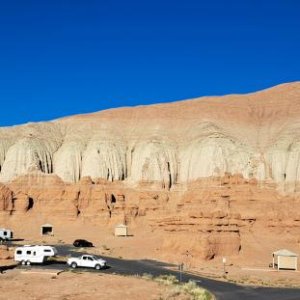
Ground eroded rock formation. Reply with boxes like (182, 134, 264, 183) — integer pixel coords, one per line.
(1, 82, 300, 260)
(0, 82, 298, 188)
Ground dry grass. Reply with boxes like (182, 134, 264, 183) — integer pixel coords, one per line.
(142, 274, 214, 300)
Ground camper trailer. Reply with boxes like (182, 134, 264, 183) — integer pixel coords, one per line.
(0, 228, 13, 241)
(14, 245, 58, 265)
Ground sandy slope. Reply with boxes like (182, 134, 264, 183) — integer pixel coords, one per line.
(0, 270, 183, 300)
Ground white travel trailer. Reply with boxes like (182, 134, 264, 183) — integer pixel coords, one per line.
(0, 228, 13, 241)
(14, 245, 58, 265)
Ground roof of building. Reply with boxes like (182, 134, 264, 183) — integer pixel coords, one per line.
(115, 224, 127, 228)
(273, 249, 298, 257)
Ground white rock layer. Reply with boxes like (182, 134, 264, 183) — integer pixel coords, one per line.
(81, 140, 126, 181)
(0, 82, 300, 191)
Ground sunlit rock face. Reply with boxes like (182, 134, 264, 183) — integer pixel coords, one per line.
(0, 82, 300, 191)
(0, 138, 56, 182)
(179, 135, 252, 182)
(53, 141, 84, 183)
(0, 122, 62, 182)
(0, 139, 12, 170)
(81, 140, 126, 182)
(128, 140, 177, 188)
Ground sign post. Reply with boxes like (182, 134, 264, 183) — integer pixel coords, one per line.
(178, 263, 184, 282)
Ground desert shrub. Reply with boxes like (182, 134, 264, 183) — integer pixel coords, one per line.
(182, 280, 213, 300)
(155, 274, 179, 286)
(141, 273, 153, 280)
(102, 244, 110, 250)
(143, 274, 213, 300)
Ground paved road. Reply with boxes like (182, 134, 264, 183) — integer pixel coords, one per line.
(12, 244, 300, 300)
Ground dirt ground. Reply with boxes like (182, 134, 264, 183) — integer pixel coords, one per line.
(185, 264, 300, 288)
(0, 269, 186, 300)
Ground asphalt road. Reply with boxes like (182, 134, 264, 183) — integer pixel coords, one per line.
(12, 244, 300, 300)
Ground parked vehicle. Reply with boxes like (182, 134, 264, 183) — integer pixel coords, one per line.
(67, 254, 106, 270)
(0, 228, 13, 241)
(14, 245, 58, 265)
(73, 239, 93, 247)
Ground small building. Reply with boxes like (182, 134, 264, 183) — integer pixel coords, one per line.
(272, 249, 298, 270)
(41, 224, 53, 236)
(114, 224, 128, 237)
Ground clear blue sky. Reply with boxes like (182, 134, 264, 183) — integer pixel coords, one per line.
(0, 0, 299, 126)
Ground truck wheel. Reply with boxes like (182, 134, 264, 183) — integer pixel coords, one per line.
(71, 262, 77, 269)
(95, 264, 101, 270)
(26, 261, 31, 266)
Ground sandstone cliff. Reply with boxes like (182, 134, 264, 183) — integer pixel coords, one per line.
(1, 82, 300, 261)
(0, 82, 299, 189)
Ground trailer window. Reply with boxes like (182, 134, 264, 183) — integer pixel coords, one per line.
(3, 231, 7, 236)
(44, 249, 51, 253)
(26, 251, 31, 255)
(16, 250, 22, 255)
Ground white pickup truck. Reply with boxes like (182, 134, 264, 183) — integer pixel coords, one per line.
(67, 254, 106, 270)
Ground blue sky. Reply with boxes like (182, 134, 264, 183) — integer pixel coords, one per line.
(0, 0, 299, 126)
